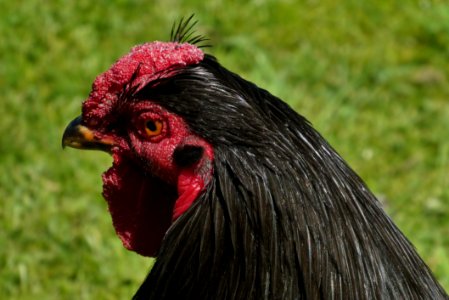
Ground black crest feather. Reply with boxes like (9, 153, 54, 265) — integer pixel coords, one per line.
(170, 15, 210, 48)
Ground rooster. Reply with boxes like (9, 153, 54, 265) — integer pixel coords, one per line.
(62, 17, 448, 299)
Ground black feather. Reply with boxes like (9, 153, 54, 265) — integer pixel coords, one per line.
(133, 55, 448, 299)
(170, 15, 210, 48)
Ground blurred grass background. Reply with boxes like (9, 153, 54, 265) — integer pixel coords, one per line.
(1, 0, 448, 298)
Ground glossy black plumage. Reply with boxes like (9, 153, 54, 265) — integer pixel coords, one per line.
(132, 55, 448, 299)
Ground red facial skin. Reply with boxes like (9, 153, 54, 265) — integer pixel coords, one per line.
(99, 101, 214, 257)
(79, 42, 212, 257)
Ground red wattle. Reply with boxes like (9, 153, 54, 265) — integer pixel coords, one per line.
(173, 170, 205, 220)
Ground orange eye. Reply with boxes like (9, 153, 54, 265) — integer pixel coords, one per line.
(145, 120, 163, 137)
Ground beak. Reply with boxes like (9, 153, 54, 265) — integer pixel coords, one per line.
(62, 116, 113, 152)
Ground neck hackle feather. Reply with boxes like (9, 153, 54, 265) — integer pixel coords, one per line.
(131, 20, 447, 297)
(88, 17, 447, 300)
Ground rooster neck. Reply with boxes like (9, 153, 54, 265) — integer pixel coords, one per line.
(132, 56, 447, 300)
(134, 143, 447, 300)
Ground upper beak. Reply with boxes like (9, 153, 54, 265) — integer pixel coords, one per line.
(62, 116, 114, 152)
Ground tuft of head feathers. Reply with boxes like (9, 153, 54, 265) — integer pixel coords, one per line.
(170, 15, 210, 47)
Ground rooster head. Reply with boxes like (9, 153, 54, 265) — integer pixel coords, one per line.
(62, 21, 214, 257)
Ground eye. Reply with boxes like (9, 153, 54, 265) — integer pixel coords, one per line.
(145, 120, 163, 137)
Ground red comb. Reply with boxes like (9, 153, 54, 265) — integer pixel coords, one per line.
(82, 42, 204, 125)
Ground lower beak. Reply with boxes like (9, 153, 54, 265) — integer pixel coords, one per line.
(62, 116, 113, 152)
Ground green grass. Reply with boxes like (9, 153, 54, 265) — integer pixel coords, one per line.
(1, 0, 448, 298)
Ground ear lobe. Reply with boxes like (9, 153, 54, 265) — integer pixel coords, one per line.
(173, 145, 204, 167)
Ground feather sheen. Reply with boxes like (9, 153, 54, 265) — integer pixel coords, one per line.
(133, 55, 448, 299)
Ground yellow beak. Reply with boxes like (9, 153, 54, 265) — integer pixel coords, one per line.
(62, 116, 113, 152)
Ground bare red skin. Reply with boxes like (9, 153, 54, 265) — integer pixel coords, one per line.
(80, 42, 213, 257)
(83, 42, 204, 127)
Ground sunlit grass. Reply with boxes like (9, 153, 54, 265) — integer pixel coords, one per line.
(1, 1, 448, 298)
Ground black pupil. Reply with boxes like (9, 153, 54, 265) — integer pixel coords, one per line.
(146, 121, 157, 132)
